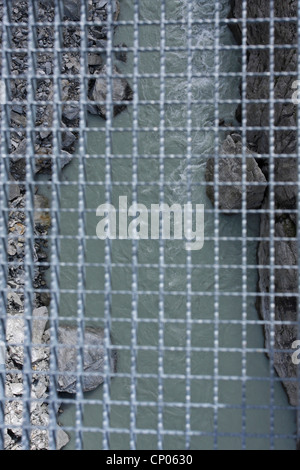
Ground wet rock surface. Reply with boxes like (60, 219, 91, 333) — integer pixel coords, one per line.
(2, 0, 123, 450)
(89, 65, 133, 119)
(57, 326, 117, 394)
(229, 0, 299, 442)
(205, 134, 267, 210)
(257, 197, 298, 405)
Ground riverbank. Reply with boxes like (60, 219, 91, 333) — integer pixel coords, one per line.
(4, 0, 126, 450)
(229, 0, 299, 443)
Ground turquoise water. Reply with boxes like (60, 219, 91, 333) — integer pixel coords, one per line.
(40, 0, 296, 450)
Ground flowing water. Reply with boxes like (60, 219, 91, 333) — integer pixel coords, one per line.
(40, 0, 296, 449)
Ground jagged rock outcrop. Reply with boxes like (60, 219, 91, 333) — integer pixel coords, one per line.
(258, 198, 298, 405)
(206, 134, 267, 210)
(229, 0, 299, 434)
(89, 65, 133, 119)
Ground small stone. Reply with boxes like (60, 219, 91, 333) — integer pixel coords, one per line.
(88, 53, 102, 67)
(62, 104, 80, 122)
(56, 428, 70, 450)
(7, 290, 23, 307)
(62, 129, 76, 149)
(6, 316, 25, 366)
(96, 0, 108, 8)
(10, 383, 23, 396)
(86, 103, 99, 115)
(60, 150, 73, 170)
(45, 62, 52, 75)
(32, 307, 49, 346)
(39, 0, 80, 20)
(12, 104, 24, 115)
(9, 174, 21, 202)
(34, 194, 51, 231)
(9, 223, 26, 236)
(40, 128, 52, 140)
(6, 307, 49, 366)
(11, 111, 27, 127)
(63, 0, 80, 19)
(32, 381, 47, 399)
(11, 139, 27, 161)
(7, 240, 17, 257)
(113, 0, 120, 20)
(115, 44, 127, 63)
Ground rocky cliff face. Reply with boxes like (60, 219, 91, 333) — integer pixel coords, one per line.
(229, 0, 299, 432)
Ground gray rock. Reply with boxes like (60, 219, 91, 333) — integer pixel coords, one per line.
(274, 158, 297, 210)
(257, 196, 298, 406)
(12, 105, 24, 115)
(11, 138, 27, 162)
(34, 194, 51, 231)
(90, 65, 133, 119)
(88, 53, 102, 67)
(86, 103, 99, 115)
(229, 0, 297, 156)
(6, 307, 49, 366)
(94, 39, 108, 49)
(39, 0, 80, 20)
(62, 127, 77, 150)
(6, 316, 24, 365)
(56, 326, 117, 394)
(63, 0, 80, 19)
(5, 401, 23, 440)
(115, 44, 128, 63)
(40, 128, 52, 140)
(7, 239, 17, 257)
(10, 142, 27, 181)
(205, 134, 267, 210)
(39, 87, 54, 140)
(9, 174, 20, 202)
(62, 104, 80, 122)
(56, 428, 70, 450)
(230, 0, 299, 442)
(11, 111, 27, 127)
(31, 307, 49, 364)
(10, 142, 73, 179)
(96, 0, 108, 8)
(60, 151, 73, 170)
(113, 0, 120, 19)
(5, 0, 115, 450)
(9, 383, 23, 396)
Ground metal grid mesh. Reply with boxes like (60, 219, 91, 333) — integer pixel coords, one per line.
(0, 0, 299, 450)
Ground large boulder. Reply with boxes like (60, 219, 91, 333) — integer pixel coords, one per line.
(205, 134, 267, 210)
(89, 65, 133, 119)
(56, 326, 117, 394)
